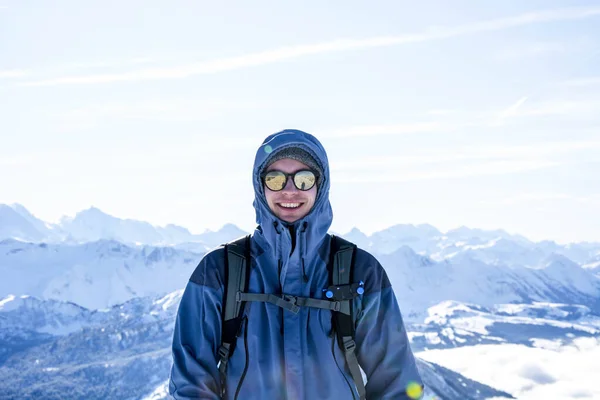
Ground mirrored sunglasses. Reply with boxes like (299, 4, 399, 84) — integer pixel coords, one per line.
(262, 169, 317, 191)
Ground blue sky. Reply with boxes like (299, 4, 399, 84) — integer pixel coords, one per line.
(1, 1, 600, 243)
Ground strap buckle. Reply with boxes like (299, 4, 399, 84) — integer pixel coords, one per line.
(218, 343, 230, 360)
(280, 294, 300, 314)
(342, 338, 356, 353)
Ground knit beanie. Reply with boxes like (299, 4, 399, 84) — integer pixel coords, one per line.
(262, 146, 323, 179)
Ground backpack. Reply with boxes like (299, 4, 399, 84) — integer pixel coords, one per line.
(217, 234, 366, 400)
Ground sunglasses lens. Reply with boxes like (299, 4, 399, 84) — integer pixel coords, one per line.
(264, 171, 287, 191)
(294, 170, 316, 191)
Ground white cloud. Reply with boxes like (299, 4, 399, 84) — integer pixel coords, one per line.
(497, 96, 528, 119)
(426, 109, 456, 116)
(493, 40, 568, 60)
(512, 100, 600, 117)
(561, 77, 600, 86)
(334, 159, 560, 183)
(51, 99, 262, 129)
(320, 122, 445, 138)
(479, 193, 594, 206)
(0, 154, 36, 167)
(417, 339, 600, 399)
(52, 57, 156, 72)
(332, 139, 600, 171)
(0, 69, 27, 79)
(18, 6, 600, 86)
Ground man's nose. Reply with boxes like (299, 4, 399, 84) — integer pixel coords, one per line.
(281, 176, 298, 192)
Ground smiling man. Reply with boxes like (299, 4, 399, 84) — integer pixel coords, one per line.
(169, 129, 423, 400)
(262, 148, 320, 222)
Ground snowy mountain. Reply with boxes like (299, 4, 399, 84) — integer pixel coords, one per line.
(0, 204, 248, 247)
(0, 293, 513, 400)
(0, 204, 50, 242)
(379, 246, 600, 322)
(444, 226, 531, 246)
(3, 203, 599, 267)
(3, 231, 600, 315)
(409, 300, 600, 351)
(2, 204, 599, 398)
(343, 224, 600, 268)
(0, 239, 203, 309)
(367, 223, 443, 254)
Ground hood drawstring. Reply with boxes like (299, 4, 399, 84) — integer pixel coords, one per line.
(273, 221, 283, 277)
(273, 220, 285, 337)
(301, 221, 309, 283)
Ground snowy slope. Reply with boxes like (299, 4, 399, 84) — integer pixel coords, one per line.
(0, 239, 202, 309)
(58, 206, 197, 245)
(55, 207, 246, 247)
(3, 237, 600, 314)
(0, 204, 248, 247)
(367, 223, 443, 254)
(380, 246, 600, 322)
(409, 300, 600, 351)
(339, 225, 600, 266)
(0, 204, 49, 242)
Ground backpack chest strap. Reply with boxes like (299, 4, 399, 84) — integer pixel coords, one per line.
(237, 292, 347, 314)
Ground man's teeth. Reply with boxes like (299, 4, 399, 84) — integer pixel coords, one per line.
(280, 203, 301, 208)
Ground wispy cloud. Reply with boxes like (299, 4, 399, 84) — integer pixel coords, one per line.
(334, 159, 560, 183)
(332, 139, 600, 183)
(332, 140, 590, 170)
(51, 99, 261, 129)
(511, 100, 600, 117)
(493, 96, 529, 124)
(0, 69, 28, 79)
(0, 154, 36, 167)
(479, 193, 597, 206)
(18, 6, 600, 87)
(320, 122, 446, 138)
(560, 77, 600, 86)
(493, 41, 568, 60)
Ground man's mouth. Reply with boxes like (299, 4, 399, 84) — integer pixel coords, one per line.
(277, 202, 302, 210)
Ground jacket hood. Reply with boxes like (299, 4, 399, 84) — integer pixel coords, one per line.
(252, 129, 333, 254)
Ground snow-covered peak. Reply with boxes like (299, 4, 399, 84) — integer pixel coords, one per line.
(342, 227, 369, 242)
(0, 204, 48, 242)
(0, 240, 201, 309)
(374, 223, 442, 240)
(152, 290, 184, 312)
(541, 253, 580, 269)
(194, 223, 247, 248)
(0, 294, 90, 334)
(445, 225, 531, 245)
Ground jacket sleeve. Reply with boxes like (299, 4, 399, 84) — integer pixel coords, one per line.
(169, 249, 225, 399)
(354, 251, 424, 400)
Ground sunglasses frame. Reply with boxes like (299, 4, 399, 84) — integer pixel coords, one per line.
(261, 169, 319, 192)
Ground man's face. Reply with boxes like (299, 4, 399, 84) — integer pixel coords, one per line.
(264, 158, 317, 223)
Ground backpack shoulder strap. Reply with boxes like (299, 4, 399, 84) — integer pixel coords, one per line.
(330, 235, 366, 400)
(217, 234, 251, 397)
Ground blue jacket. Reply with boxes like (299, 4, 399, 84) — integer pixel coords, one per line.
(169, 129, 423, 399)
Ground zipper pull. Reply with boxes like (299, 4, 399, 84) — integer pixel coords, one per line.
(302, 258, 308, 282)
